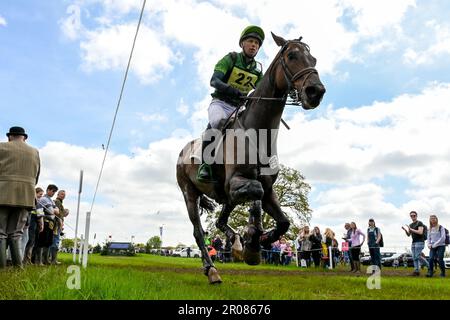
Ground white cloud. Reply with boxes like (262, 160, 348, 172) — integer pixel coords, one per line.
(176, 98, 189, 116)
(403, 20, 450, 65)
(0, 15, 6, 27)
(80, 24, 179, 83)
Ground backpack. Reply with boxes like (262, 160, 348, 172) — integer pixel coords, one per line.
(378, 232, 384, 248)
(439, 226, 450, 245)
(370, 227, 384, 247)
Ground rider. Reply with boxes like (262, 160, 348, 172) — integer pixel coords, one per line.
(197, 25, 265, 183)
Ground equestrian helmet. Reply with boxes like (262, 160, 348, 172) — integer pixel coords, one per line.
(239, 25, 265, 47)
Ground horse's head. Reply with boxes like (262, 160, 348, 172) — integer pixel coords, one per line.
(272, 32, 325, 110)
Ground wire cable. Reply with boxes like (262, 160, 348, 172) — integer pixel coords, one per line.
(89, 0, 147, 214)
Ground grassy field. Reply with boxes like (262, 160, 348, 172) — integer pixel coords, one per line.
(0, 253, 449, 300)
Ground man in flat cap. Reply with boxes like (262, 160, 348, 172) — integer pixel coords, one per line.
(0, 126, 40, 268)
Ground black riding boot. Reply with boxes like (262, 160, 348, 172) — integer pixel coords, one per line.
(197, 126, 216, 182)
(0, 239, 7, 268)
(9, 238, 23, 268)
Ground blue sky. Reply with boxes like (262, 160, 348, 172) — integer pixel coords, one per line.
(1, 0, 450, 251)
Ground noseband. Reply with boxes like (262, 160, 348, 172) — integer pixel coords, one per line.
(278, 40, 318, 105)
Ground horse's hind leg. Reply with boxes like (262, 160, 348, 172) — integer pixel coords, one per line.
(259, 189, 290, 249)
(182, 190, 221, 284)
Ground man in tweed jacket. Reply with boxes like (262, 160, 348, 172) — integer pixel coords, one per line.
(0, 126, 40, 268)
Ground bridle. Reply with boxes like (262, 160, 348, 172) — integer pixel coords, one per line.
(244, 38, 318, 106)
(278, 39, 318, 106)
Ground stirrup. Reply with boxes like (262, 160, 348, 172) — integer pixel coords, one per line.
(197, 163, 215, 183)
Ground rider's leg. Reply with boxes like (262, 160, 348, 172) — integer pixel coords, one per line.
(198, 99, 234, 182)
(197, 124, 216, 182)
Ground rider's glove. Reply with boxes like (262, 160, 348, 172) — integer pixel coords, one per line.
(225, 86, 243, 99)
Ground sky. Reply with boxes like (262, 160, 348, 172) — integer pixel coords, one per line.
(1, 0, 450, 252)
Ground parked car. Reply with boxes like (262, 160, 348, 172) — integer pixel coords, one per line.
(361, 252, 396, 265)
(382, 253, 414, 267)
(361, 253, 372, 265)
(172, 247, 201, 258)
(444, 257, 450, 269)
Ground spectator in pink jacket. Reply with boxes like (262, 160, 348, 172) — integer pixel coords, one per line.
(349, 222, 365, 273)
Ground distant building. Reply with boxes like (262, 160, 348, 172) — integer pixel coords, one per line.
(106, 242, 135, 256)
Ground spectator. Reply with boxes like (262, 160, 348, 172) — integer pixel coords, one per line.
(23, 187, 44, 265)
(51, 190, 68, 265)
(349, 222, 365, 273)
(402, 210, 429, 276)
(212, 235, 223, 261)
(208, 245, 217, 262)
(279, 238, 292, 266)
(310, 227, 322, 268)
(271, 240, 281, 266)
(323, 228, 334, 268)
(186, 247, 191, 258)
(426, 215, 446, 278)
(342, 223, 353, 271)
(367, 218, 382, 271)
(331, 238, 340, 266)
(298, 226, 312, 267)
(204, 231, 211, 247)
(0, 126, 40, 268)
(35, 184, 59, 265)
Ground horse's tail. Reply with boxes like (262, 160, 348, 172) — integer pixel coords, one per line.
(199, 195, 216, 214)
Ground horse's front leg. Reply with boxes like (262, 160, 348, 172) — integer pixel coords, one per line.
(259, 188, 290, 249)
(243, 200, 264, 265)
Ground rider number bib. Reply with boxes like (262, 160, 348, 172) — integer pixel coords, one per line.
(227, 66, 258, 95)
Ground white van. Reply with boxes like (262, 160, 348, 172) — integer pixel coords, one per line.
(172, 247, 201, 258)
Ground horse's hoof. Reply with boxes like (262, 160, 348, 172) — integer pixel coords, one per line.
(208, 267, 222, 284)
(243, 247, 261, 266)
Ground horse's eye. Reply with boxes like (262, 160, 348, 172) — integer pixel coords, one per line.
(287, 52, 297, 60)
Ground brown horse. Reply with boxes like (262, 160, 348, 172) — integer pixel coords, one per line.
(176, 32, 325, 284)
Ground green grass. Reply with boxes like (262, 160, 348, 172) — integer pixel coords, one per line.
(0, 253, 448, 300)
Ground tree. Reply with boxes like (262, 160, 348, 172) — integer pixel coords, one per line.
(146, 236, 162, 252)
(61, 238, 75, 250)
(205, 164, 312, 240)
(92, 244, 102, 254)
(176, 243, 187, 249)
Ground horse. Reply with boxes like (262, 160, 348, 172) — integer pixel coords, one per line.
(176, 32, 325, 284)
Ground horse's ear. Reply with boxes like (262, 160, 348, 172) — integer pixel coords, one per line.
(271, 32, 286, 47)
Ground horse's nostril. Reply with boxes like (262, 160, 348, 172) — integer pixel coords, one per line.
(306, 85, 325, 99)
(305, 86, 317, 98)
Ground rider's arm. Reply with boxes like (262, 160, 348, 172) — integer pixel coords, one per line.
(210, 71, 242, 98)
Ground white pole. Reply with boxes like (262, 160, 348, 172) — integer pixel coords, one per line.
(73, 170, 83, 263)
(79, 234, 84, 264)
(329, 246, 333, 269)
(82, 211, 91, 269)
